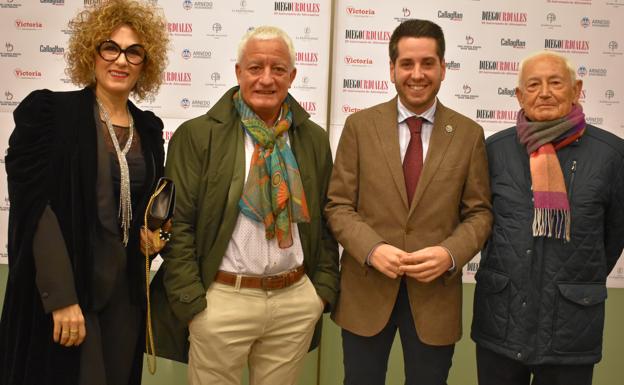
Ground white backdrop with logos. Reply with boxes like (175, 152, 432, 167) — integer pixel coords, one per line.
(0, 0, 623, 287)
(329, 0, 624, 287)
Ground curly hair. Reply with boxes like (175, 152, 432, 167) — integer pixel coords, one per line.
(66, 0, 169, 101)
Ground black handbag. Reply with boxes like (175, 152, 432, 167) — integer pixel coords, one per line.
(142, 177, 175, 374)
(145, 177, 175, 230)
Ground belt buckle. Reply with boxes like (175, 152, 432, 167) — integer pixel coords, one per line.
(260, 274, 286, 290)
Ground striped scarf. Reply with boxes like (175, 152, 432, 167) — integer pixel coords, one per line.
(516, 104, 586, 242)
(234, 91, 310, 248)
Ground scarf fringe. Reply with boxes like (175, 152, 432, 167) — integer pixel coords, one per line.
(533, 208, 571, 242)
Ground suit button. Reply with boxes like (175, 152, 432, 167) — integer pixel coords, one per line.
(583, 297, 590, 304)
(522, 301, 527, 307)
(516, 352, 522, 359)
(526, 249, 532, 256)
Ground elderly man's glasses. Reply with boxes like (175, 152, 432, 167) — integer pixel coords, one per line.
(97, 40, 147, 65)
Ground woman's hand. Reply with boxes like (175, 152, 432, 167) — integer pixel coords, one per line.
(140, 219, 172, 256)
(52, 303, 86, 347)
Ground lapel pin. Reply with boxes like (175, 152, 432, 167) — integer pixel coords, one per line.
(445, 125, 454, 133)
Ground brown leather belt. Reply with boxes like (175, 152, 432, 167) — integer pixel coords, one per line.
(214, 265, 305, 290)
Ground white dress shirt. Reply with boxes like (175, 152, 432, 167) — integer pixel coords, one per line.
(219, 130, 304, 276)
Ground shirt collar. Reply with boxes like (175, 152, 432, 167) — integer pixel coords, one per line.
(397, 98, 437, 125)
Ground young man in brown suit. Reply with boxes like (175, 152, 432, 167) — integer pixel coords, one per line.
(325, 19, 492, 385)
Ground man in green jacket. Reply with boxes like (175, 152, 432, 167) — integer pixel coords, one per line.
(150, 26, 339, 385)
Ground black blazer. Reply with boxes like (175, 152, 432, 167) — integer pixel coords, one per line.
(0, 87, 165, 385)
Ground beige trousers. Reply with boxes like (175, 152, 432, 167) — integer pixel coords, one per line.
(187, 275, 324, 385)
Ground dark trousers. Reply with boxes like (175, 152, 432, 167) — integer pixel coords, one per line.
(476, 345, 594, 385)
(342, 280, 455, 385)
(79, 271, 143, 385)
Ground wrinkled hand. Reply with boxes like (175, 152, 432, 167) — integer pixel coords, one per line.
(140, 219, 172, 256)
(399, 246, 452, 282)
(52, 303, 86, 347)
(369, 244, 409, 279)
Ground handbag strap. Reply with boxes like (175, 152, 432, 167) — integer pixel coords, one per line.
(143, 180, 169, 374)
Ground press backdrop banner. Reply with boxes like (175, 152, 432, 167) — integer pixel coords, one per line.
(329, 0, 624, 287)
(1, 0, 623, 287)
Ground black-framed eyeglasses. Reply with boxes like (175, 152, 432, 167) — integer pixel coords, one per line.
(97, 40, 147, 65)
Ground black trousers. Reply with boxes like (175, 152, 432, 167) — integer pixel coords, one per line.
(342, 279, 455, 385)
(476, 345, 594, 385)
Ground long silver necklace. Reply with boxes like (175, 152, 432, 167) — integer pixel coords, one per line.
(96, 98, 134, 246)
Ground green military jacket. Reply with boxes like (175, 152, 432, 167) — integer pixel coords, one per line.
(150, 87, 339, 362)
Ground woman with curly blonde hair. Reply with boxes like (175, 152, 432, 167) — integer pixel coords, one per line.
(0, 1, 170, 384)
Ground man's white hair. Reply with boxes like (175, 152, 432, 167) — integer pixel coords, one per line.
(517, 51, 577, 88)
(237, 25, 296, 67)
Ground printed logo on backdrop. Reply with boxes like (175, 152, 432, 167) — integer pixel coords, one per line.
(1, 0, 22, 9)
(541, 13, 562, 29)
(344, 29, 391, 44)
(1, 91, 20, 108)
(137, 94, 161, 111)
(457, 36, 482, 52)
(446, 60, 461, 71)
(163, 130, 175, 142)
(500, 38, 526, 49)
(580, 16, 610, 28)
(344, 55, 373, 67)
(1, 42, 21, 58)
(183, 1, 213, 10)
(600, 90, 620, 106)
(603, 40, 623, 56)
(576, 65, 607, 78)
(168, 22, 193, 37)
(84, 0, 104, 6)
(465, 260, 479, 275)
(342, 104, 362, 114)
(454, 84, 479, 100)
(544, 39, 590, 54)
(345, 5, 375, 17)
(586, 116, 604, 126)
(481, 11, 527, 26)
(1, 196, 9, 212)
(437, 10, 463, 22)
(393, 7, 411, 23)
(14, 69, 42, 79)
(299, 101, 317, 116)
(475, 109, 518, 124)
(606, 0, 624, 7)
(206, 72, 226, 89)
(274, 2, 321, 16)
(342, 78, 389, 94)
(478, 60, 519, 75)
(39, 0, 64, 5)
(232, 0, 254, 14)
(206, 23, 227, 39)
(40, 45, 64, 56)
(294, 76, 317, 91)
(296, 51, 319, 67)
(497, 87, 516, 98)
(296, 26, 319, 41)
(14, 20, 43, 30)
(162, 71, 192, 86)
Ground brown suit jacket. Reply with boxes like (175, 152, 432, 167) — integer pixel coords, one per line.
(325, 97, 492, 345)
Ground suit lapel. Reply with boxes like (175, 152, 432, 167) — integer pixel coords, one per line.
(374, 97, 409, 210)
(408, 102, 455, 217)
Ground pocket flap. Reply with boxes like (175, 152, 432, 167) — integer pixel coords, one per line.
(558, 283, 607, 306)
(475, 269, 509, 293)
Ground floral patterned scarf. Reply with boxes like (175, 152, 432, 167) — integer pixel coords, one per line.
(234, 91, 310, 248)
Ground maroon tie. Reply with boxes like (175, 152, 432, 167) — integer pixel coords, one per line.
(403, 116, 423, 205)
